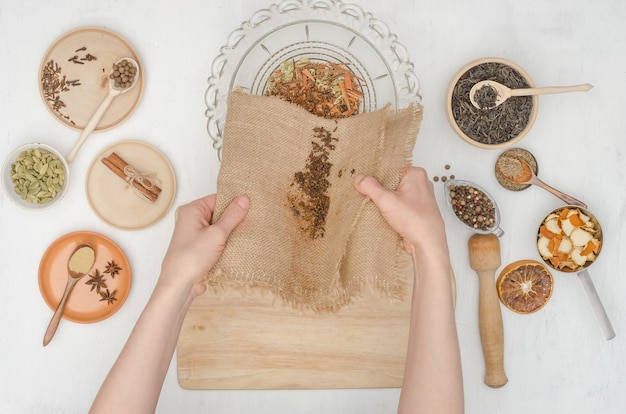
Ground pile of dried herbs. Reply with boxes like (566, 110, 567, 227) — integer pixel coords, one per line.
(450, 62, 533, 145)
(266, 58, 363, 118)
(473, 84, 499, 109)
(287, 126, 337, 240)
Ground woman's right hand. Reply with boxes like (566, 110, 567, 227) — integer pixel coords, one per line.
(353, 167, 448, 257)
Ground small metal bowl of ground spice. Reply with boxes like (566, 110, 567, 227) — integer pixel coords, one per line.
(494, 147, 538, 191)
(2, 142, 69, 210)
(445, 179, 503, 237)
(446, 57, 538, 149)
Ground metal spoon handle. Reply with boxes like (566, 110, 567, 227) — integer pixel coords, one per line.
(530, 176, 587, 209)
(510, 84, 593, 97)
(43, 276, 81, 346)
(577, 269, 616, 340)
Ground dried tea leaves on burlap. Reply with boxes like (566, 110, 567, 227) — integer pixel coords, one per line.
(208, 90, 422, 311)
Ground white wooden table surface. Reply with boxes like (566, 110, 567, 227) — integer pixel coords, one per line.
(1, 0, 624, 412)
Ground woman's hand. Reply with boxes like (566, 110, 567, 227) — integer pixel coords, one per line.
(356, 169, 463, 414)
(160, 194, 250, 299)
(91, 195, 249, 414)
(354, 167, 447, 256)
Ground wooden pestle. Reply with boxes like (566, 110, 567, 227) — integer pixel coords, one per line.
(468, 233, 508, 388)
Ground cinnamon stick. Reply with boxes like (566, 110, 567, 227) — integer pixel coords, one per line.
(100, 153, 161, 202)
(107, 152, 162, 197)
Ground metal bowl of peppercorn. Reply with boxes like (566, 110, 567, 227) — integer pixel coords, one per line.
(444, 179, 503, 237)
(446, 57, 539, 149)
(2, 142, 70, 210)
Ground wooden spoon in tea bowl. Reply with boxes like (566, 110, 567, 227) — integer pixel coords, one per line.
(496, 156, 587, 209)
(469, 80, 593, 109)
(66, 57, 140, 163)
(43, 243, 95, 346)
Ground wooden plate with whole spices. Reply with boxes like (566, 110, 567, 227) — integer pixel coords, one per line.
(85, 140, 176, 230)
(39, 26, 144, 131)
(39, 231, 131, 323)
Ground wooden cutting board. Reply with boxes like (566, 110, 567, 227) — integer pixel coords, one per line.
(177, 267, 413, 390)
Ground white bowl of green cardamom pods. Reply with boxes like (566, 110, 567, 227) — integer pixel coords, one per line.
(2, 142, 69, 210)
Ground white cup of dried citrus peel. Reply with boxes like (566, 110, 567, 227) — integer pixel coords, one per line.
(536, 205, 615, 340)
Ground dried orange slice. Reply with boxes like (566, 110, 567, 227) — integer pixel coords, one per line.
(497, 260, 553, 314)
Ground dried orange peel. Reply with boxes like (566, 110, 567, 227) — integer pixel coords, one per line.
(497, 260, 553, 314)
(265, 58, 363, 118)
(536, 207, 602, 271)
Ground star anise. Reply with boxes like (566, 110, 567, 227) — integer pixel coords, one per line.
(99, 289, 118, 305)
(85, 269, 107, 294)
(104, 260, 122, 278)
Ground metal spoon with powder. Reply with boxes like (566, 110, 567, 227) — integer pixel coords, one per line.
(495, 151, 587, 209)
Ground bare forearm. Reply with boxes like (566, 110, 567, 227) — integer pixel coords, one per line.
(398, 250, 464, 414)
(90, 282, 192, 414)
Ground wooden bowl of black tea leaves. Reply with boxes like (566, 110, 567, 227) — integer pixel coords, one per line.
(446, 57, 539, 149)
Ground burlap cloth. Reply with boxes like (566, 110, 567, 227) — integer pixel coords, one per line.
(207, 90, 422, 312)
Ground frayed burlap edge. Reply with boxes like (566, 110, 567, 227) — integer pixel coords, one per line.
(341, 103, 423, 305)
(206, 91, 423, 312)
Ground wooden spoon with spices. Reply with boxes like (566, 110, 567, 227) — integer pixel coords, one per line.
(66, 58, 140, 163)
(496, 156, 587, 208)
(469, 80, 593, 109)
(43, 244, 95, 346)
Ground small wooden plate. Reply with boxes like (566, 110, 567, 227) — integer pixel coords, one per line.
(39, 231, 131, 323)
(86, 141, 176, 230)
(39, 26, 144, 131)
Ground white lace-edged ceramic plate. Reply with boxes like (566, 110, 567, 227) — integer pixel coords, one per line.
(205, 0, 421, 158)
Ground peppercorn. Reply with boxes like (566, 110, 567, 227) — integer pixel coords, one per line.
(447, 184, 496, 231)
(110, 59, 137, 89)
